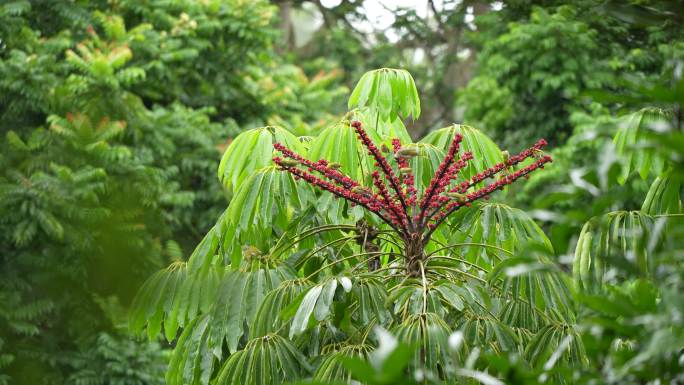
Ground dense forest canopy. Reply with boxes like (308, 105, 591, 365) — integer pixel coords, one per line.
(0, 1, 682, 384)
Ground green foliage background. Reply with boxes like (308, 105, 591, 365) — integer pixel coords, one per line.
(1, 0, 683, 384)
(0, 0, 345, 383)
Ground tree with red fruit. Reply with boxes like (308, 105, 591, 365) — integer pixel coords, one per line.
(273, 120, 551, 276)
(132, 68, 581, 385)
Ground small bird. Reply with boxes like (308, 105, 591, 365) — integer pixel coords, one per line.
(501, 150, 510, 163)
(396, 147, 419, 158)
(381, 144, 390, 153)
(445, 192, 467, 202)
(399, 167, 413, 175)
(532, 148, 545, 160)
(242, 245, 262, 261)
(279, 159, 299, 167)
(351, 186, 373, 196)
(328, 162, 342, 170)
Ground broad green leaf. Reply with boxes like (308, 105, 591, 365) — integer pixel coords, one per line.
(573, 211, 656, 291)
(392, 313, 452, 373)
(445, 203, 552, 267)
(215, 334, 309, 385)
(129, 261, 221, 342)
(211, 268, 293, 353)
(348, 68, 420, 121)
(641, 170, 682, 215)
(251, 280, 307, 338)
(290, 285, 323, 338)
(613, 108, 667, 184)
(421, 124, 503, 182)
(218, 126, 304, 193)
(166, 315, 216, 385)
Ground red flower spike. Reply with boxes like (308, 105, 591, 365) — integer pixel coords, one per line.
(391, 139, 417, 205)
(418, 134, 462, 210)
(273, 121, 551, 246)
(351, 122, 409, 217)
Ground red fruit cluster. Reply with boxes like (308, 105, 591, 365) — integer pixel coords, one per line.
(272, 121, 551, 241)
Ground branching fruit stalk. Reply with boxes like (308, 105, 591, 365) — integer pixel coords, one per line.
(273, 121, 552, 276)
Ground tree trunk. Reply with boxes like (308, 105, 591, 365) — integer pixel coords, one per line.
(404, 233, 425, 277)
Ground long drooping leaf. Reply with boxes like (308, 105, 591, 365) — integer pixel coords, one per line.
(251, 279, 309, 338)
(187, 218, 224, 272)
(129, 261, 222, 341)
(307, 121, 369, 182)
(421, 124, 503, 181)
(524, 324, 587, 368)
(641, 170, 682, 215)
(573, 211, 655, 291)
(353, 277, 388, 325)
(218, 126, 305, 193)
(288, 278, 343, 338)
(214, 334, 310, 385)
(489, 255, 574, 323)
(457, 307, 519, 355)
(391, 313, 453, 375)
(166, 315, 216, 385)
(223, 166, 312, 265)
(613, 108, 667, 184)
(444, 203, 553, 268)
(312, 345, 372, 383)
(353, 109, 413, 144)
(211, 267, 295, 354)
(348, 68, 421, 121)
(408, 143, 445, 194)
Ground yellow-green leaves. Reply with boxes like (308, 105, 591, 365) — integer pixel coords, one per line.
(573, 211, 655, 291)
(392, 313, 453, 372)
(348, 68, 421, 121)
(227, 166, 305, 235)
(641, 170, 682, 215)
(446, 203, 553, 266)
(307, 122, 368, 181)
(129, 262, 222, 342)
(614, 108, 667, 184)
(218, 126, 304, 194)
(223, 166, 311, 266)
(422, 124, 504, 182)
(211, 268, 294, 353)
(215, 334, 309, 385)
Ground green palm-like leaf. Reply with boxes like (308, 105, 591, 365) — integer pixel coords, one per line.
(421, 124, 503, 181)
(348, 68, 421, 121)
(408, 143, 445, 194)
(352, 109, 413, 144)
(129, 261, 221, 342)
(391, 313, 453, 374)
(489, 255, 573, 323)
(307, 121, 369, 182)
(614, 108, 667, 184)
(187, 220, 223, 271)
(223, 166, 312, 265)
(166, 314, 216, 385)
(353, 277, 389, 325)
(525, 323, 587, 368)
(641, 170, 682, 215)
(306, 120, 380, 224)
(211, 267, 295, 354)
(218, 126, 304, 193)
(251, 279, 308, 338)
(313, 345, 372, 383)
(573, 211, 655, 291)
(215, 334, 310, 385)
(458, 307, 519, 354)
(289, 278, 340, 338)
(444, 203, 553, 267)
